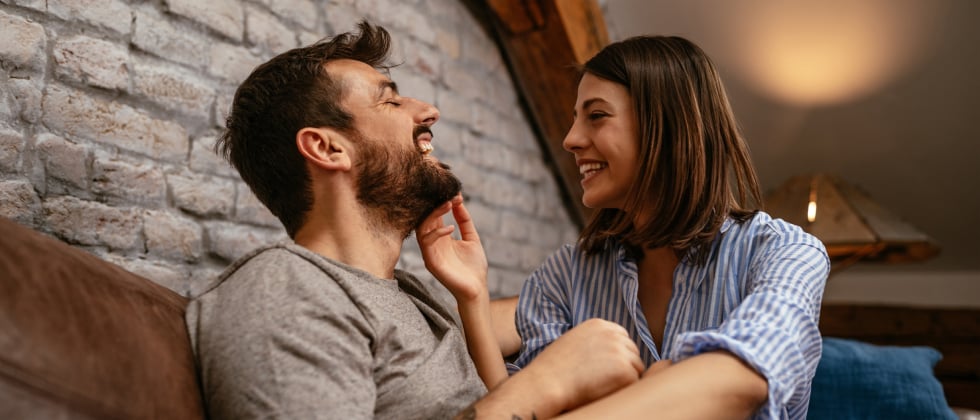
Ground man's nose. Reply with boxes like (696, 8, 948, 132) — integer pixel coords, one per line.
(414, 99, 439, 126)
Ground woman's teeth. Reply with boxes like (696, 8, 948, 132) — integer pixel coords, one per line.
(579, 162, 606, 175)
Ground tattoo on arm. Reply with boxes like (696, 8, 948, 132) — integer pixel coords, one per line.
(454, 405, 476, 420)
(453, 405, 537, 420)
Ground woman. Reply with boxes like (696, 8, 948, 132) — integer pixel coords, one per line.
(420, 35, 828, 419)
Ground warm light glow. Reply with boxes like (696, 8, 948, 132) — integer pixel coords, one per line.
(714, 0, 948, 106)
(807, 177, 819, 223)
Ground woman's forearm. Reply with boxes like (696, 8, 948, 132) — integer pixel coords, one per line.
(557, 351, 768, 420)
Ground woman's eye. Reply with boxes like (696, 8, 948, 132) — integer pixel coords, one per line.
(386, 100, 401, 107)
(588, 112, 607, 120)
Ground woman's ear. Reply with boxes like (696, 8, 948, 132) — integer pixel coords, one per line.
(296, 127, 352, 172)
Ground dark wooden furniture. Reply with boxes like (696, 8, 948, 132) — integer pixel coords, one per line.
(821, 304, 980, 410)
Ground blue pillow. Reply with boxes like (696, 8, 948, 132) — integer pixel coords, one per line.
(807, 337, 957, 420)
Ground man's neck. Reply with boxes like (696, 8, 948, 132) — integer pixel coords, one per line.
(293, 201, 404, 280)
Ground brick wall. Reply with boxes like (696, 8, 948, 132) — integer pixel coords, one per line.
(0, 0, 579, 304)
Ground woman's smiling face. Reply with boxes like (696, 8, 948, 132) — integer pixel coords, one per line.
(562, 73, 641, 210)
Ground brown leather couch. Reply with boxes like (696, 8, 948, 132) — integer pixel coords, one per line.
(0, 217, 205, 419)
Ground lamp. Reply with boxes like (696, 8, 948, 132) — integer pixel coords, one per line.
(764, 173, 940, 274)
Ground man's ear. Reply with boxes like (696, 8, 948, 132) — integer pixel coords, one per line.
(296, 127, 352, 172)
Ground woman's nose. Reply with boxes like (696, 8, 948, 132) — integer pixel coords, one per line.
(562, 119, 587, 152)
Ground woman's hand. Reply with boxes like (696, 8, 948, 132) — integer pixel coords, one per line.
(415, 194, 489, 303)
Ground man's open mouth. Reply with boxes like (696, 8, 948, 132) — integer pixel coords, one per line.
(414, 126, 434, 155)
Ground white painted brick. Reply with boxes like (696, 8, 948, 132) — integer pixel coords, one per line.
(487, 73, 520, 118)
(461, 25, 504, 72)
(392, 37, 441, 79)
(498, 210, 532, 241)
(0, 78, 10, 122)
(527, 217, 565, 248)
(519, 244, 554, 272)
(434, 28, 460, 59)
(425, 0, 466, 22)
(214, 90, 235, 129)
(389, 68, 435, 106)
(521, 157, 550, 183)
(103, 253, 190, 295)
(0, 10, 46, 70)
(298, 30, 322, 47)
(501, 115, 538, 151)
(0, 127, 24, 173)
(235, 184, 282, 228)
(144, 209, 203, 262)
(36, 133, 90, 193)
(132, 8, 208, 68)
(350, 0, 381, 18)
(450, 156, 485, 200)
(91, 149, 167, 206)
(323, 5, 360, 36)
(489, 267, 527, 298)
(0, 179, 40, 227)
(41, 85, 188, 162)
(205, 220, 285, 261)
(471, 103, 500, 137)
(48, 0, 132, 35)
(167, 169, 235, 217)
(375, 3, 435, 46)
(133, 60, 215, 117)
(497, 144, 529, 179)
(431, 123, 462, 158)
(53, 35, 130, 91)
(461, 199, 500, 236)
(7, 78, 43, 123)
(484, 235, 523, 270)
(444, 65, 485, 101)
(189, 135, 236, 177)
(42, 196, 142, 250)
(165, 0, 244, 41)
(257, 0, 318, 30)
(188, 265, 223, 298)
(2, 0, 45, 12)
(245, 4, 297, 53)
(434, 89, 470, 126)
(208, 41, 262, 83)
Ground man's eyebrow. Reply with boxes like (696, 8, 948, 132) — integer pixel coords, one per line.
(376, 80, 398, 100)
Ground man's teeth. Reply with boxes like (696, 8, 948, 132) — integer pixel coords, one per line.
(579, 162, 606, 174)
(419, 142, 434, 155)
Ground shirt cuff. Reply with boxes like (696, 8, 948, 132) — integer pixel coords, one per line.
(673, 331, 789, 420)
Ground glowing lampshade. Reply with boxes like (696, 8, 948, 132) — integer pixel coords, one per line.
(764, 174, 939, 268)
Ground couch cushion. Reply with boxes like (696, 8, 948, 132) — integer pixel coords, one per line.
(808, 337, 957, 420)
(0, 217, 204, 419)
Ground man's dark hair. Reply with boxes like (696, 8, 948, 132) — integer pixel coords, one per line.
(216, 21, 391, 237)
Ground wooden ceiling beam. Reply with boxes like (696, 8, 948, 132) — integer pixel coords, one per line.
(477, 0, 610, 226)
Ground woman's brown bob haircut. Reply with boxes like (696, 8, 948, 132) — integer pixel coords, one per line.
(577, 35, 763, 264)
(216, 21, 391, 237)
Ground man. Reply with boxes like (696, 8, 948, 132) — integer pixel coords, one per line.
(186, 22, 642, 419)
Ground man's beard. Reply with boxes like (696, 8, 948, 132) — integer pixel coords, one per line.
(353, 130, 462, 239)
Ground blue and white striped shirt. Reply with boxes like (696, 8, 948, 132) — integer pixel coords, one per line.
(509, 212, 829, 419)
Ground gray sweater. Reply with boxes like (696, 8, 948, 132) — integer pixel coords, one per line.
(186, 242, 487, 419)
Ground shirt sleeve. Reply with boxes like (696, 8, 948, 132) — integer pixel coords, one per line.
(192, 253, 377, 419)
(507, 245, 575, 374)
(671, 230, 829, 420)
